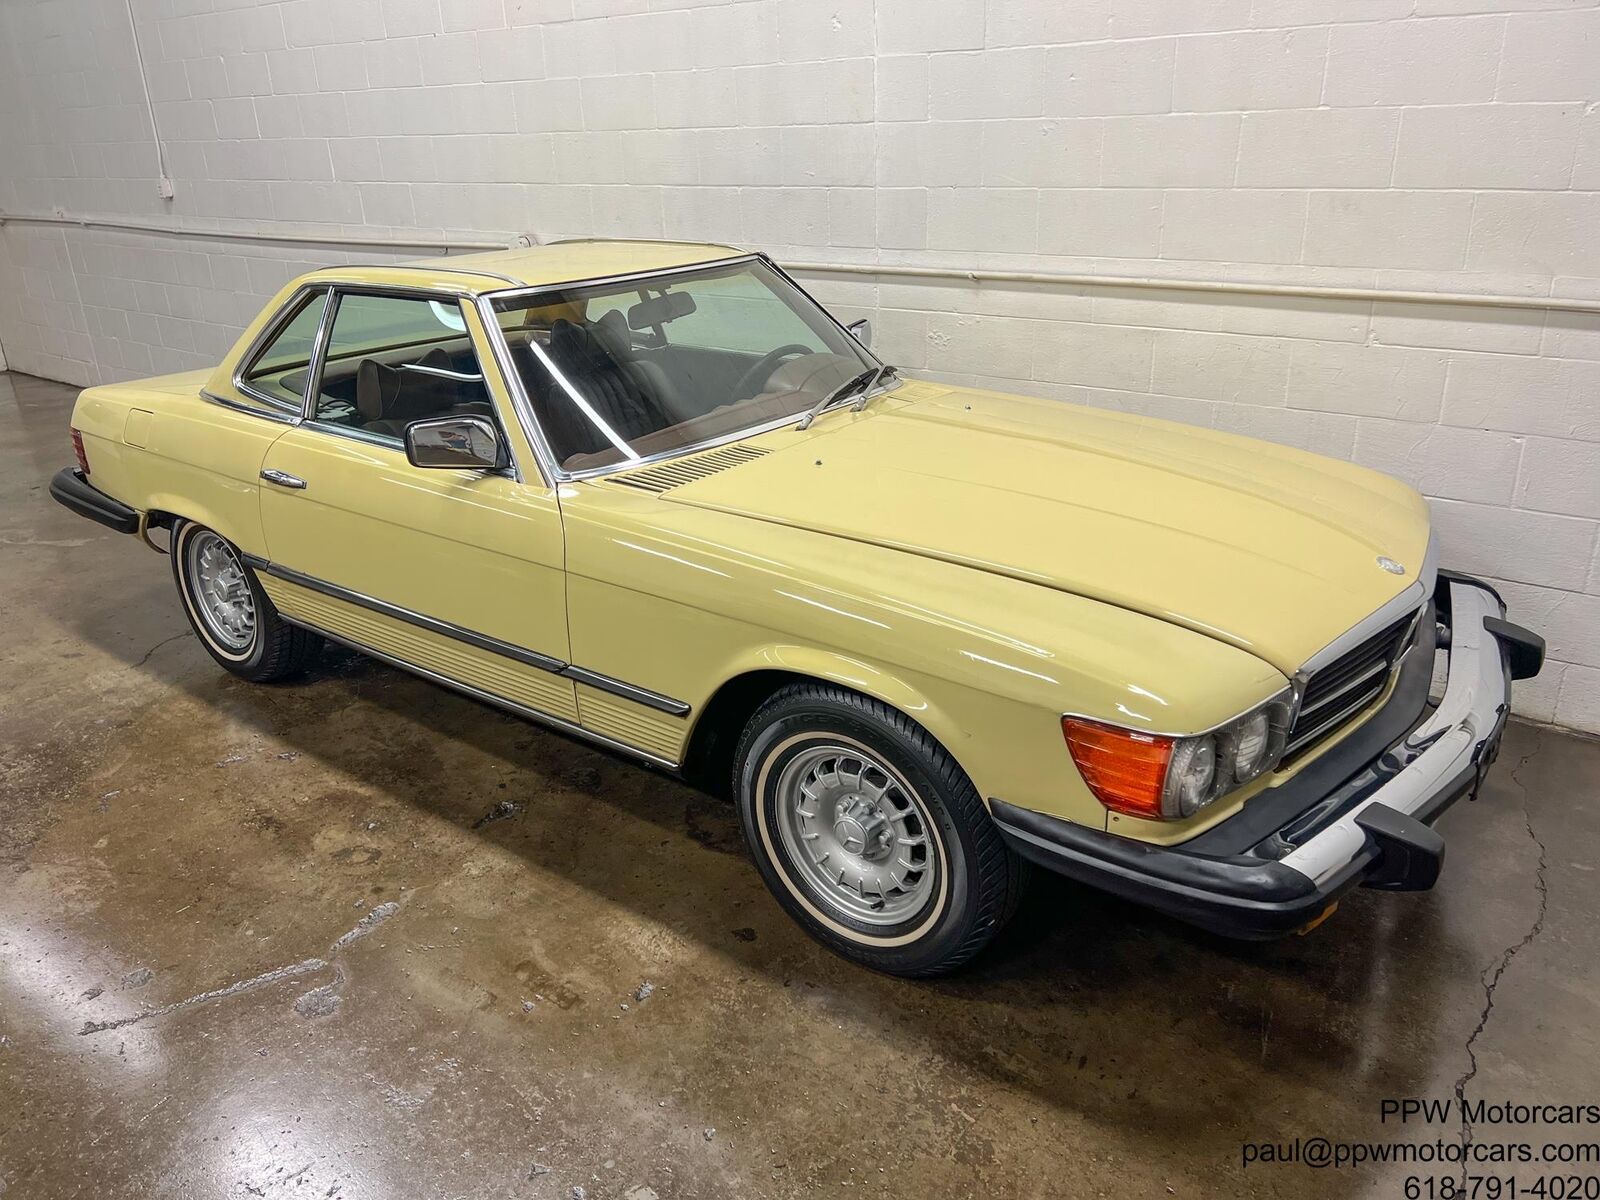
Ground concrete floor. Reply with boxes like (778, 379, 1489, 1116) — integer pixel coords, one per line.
(1, 368, 1596, 1200)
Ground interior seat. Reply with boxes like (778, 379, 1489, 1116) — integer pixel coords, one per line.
(589, 310, 692, 422)
(360, 347, 460, 441)
(355, 348, 463, 439)
(544, 318, 673, 454)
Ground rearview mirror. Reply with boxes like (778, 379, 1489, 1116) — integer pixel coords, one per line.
(405, 416, 506, 470)
(627, 290, 696, 330)
(845, 318, 872, 348)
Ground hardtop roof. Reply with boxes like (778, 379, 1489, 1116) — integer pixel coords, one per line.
(403, 238, 749, 293)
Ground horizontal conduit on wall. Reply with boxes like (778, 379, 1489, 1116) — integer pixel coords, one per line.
(4, 210, 1599, 316)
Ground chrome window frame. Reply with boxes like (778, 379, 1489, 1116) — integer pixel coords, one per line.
(475, 252, 896, 485)
(294, 281, 529, 484)
(229, 283, 334, 420)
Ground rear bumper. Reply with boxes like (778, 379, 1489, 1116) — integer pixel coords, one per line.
(49, 467, 140, 535)
(991, 574, 1544, 940)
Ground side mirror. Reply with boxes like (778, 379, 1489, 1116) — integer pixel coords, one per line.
(405, 415, 506, 470)
(845, 317, 872, 348)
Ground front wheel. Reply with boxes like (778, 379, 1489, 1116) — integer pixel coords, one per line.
(170, 520, 320, 682)
(732, 683, 1027, 976)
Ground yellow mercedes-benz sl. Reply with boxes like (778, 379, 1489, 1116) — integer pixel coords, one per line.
(52, 239, 1543, 975)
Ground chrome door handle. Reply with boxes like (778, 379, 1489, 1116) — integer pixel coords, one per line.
(260, 469, 307, 490)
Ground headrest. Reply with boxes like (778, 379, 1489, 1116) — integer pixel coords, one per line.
(590, 309, 631, 361)
(548, 318, 593, 364)
(356, 358, 400, 420)
(355, 348, 457, 421)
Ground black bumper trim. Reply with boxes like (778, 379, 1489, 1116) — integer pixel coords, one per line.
(49, 468, 139, 535)
(1356, 804, 1444, 891)
(1484, 616, 1543, 681)
(991, 798, 1355, 938)
(992, 769, 1485, 940)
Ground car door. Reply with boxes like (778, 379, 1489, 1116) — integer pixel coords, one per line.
(255, 286, 577, 723)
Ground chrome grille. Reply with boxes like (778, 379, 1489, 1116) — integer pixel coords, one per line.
(1285, 610, 1419, 760)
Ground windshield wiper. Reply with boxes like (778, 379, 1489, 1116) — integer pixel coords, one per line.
(795, 363, 896, 431)
(850, 363, 896, 413)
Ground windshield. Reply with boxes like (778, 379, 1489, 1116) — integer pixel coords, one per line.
(490, 259, 875, 473)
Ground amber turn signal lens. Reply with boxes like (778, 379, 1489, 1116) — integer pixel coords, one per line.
(1061, 717, 1173, 819)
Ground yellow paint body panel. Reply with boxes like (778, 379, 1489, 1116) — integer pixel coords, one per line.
(66, 244, 1434, 846)
(257, 431, 577, 720)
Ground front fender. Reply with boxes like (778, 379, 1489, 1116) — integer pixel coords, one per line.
(693, 641, 1088, 827)
(729, 643, 949, 730)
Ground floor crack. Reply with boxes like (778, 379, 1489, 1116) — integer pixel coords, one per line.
(1455, 738, 1548, 1181)
(131, 632, 189, 670)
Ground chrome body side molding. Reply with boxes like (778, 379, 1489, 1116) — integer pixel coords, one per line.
(561, 666, 692, 717)
(245, 556, 691, 717)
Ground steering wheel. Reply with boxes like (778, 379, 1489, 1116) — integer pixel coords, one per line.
(731, 344, 814, 400)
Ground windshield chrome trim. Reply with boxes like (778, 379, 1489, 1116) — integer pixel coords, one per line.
(472, 292, 564, 485)
(482, 253, 759, 306)
(478, 253, 891, 484)
(563, 374, 905, 484)
(758, 253, 889, 371)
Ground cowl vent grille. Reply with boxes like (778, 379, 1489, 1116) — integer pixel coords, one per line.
(610, 445, 770, 493)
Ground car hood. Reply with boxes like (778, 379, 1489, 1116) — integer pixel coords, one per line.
(645, 382, 1432, 675)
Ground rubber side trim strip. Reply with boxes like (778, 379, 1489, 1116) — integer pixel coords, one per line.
(246, 555, 691, 716)
(561, 665, 691, 717)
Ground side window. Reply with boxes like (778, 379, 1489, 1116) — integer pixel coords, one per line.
(312, 293, 493, 445)
(240, 290, 328, 411)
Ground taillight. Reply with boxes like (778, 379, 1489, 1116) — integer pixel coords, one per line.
(71, 428, 90, 475)
(1062, 718, 1172, 819)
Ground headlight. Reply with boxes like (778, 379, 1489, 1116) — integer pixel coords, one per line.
(1226, 710, 1273, 780)
(1063, 691, 1292, 821)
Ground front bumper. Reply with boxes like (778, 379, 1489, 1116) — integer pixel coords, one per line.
(991, 574, 1544, 939)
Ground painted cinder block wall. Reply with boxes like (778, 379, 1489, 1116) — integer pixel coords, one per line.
(0, 0, 1596, 732)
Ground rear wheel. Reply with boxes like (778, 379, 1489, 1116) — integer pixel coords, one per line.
(733, 683, 1026, 976)
(170, 520, 320, 681)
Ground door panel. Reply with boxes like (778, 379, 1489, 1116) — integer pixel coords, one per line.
(258, 430, 577, 721)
